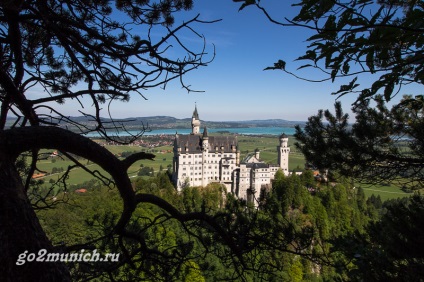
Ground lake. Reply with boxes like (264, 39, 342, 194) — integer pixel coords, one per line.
(85, 127, 299, 137)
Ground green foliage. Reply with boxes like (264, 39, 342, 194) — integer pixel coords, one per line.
(29, 135, 413, 281)
(337, 194, 424, 281)
(120, 150, 139, 158)
(288, 0, 424, 101)
(180, 261, 205, 282)
(36, 163, 400, 281)
(51, 167, 64, 174)
(181, 183, 226, 213)
(261, 172, 389, 280)
(182, 186, 202, 213)
(361, 193, 424, 281)
(295, 96, 424, 190)
(287, 257, 303, 282)
(38, 187, 123, 246)
(137, 166, 154, 177)
(37, 173, 236, 280)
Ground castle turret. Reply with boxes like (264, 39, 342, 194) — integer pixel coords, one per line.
(172, 132, 181, 185)
(191, 104, 200, 135)
(202, 127, 209, 151)
(201, 127, 209, 186)
(278, 133, 290, 174)
(254, 148, 260, 160)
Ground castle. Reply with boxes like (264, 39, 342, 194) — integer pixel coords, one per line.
(172, 106, 290, 204)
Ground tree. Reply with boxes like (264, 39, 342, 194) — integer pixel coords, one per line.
(233, 0, 424, 278)
(137, 166, 154, 177)
(339, 194, 424, 281)
(0, 1, 224, 280)
(295, 96, 424, 189)
(234, 0, 424, 189)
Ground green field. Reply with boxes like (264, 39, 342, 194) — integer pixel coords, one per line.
(38, 147, 164, 186)
(358, 183, 412, 202)
(34, 134, 413, 200)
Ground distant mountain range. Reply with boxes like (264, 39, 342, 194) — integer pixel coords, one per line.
(6, 115, 305, 130)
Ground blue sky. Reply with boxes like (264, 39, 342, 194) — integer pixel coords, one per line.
(137, 0, 349, 122)
(35, 1, 406, 122)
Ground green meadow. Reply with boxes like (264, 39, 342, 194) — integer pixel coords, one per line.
(358, 183, 413, 202)
(34, 134, 412, 200)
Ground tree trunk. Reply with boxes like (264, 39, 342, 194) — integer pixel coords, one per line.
(0, 154, 71, 281)
(0, 126, 144, 280)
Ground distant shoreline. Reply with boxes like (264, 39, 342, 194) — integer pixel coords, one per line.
(84, 126, 300, 137)
(6, 116, 305, 129)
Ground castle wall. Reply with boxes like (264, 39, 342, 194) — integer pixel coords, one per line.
(175, 150, 237, 190)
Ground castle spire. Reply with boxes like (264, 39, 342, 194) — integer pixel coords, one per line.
(202, 126, 208, 138)
(192, 103, 199, 119)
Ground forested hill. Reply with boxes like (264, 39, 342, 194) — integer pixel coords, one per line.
(6, 116, 305, 130)
(126, 116, 305, 129)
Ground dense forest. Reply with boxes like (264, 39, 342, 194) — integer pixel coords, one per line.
(35, 170, 423, 281)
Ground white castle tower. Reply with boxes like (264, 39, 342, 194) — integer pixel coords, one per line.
(201, 127, 209, 186)
(191, 104, 200, 135)
(278, 133, 290, 175)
